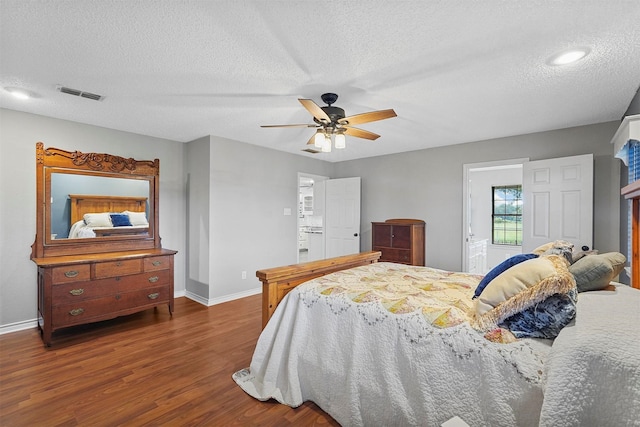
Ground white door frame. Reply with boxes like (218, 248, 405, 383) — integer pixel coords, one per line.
(462, 158, 528, 272)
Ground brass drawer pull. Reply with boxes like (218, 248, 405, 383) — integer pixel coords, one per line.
(64, 270, 79, 278)
(152, 260, 162, 266)
(116, 262, 123, 267)
(69, 288, 84, 296)
(148, 292, 159, 300)
(148, 276, 159, 283)
(69, 308, 84, 316)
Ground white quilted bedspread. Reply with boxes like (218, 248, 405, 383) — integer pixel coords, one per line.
(234, 263, 554, 426)
(539, 283, 640, 427)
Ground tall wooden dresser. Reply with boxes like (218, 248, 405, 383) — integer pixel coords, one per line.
(372, 219, 425, 266)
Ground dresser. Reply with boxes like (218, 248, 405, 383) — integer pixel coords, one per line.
(31, 143, 177, 346)
(33, 249, 176, 346)
(372, 219, 425, 266)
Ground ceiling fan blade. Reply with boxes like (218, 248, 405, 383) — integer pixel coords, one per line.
(306, 133, 317, 145)
(343, 126, 380, 140)
(299, 99, 331, 123)
(339, 109, 397, 126)
(260, 124, 318, 128)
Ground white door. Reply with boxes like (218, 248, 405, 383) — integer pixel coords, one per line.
(522, 154, 593, 253)
(325, 177, 361, 258)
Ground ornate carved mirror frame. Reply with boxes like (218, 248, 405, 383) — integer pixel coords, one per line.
(31, 142, 161, 259)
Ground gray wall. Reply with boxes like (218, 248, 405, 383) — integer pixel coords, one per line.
(335, 121, 621, 272)
(186, 135, 333, 302)
(0, 106, 624, 330)
(0, 108, 186, 328)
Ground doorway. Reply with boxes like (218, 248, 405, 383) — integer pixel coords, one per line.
(462, 158, 527, 273)
(463, 154, 594, 273)
(297, 173, 328, 263)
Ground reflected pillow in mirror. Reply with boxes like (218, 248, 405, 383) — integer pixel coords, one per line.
(125, 210, 149, 226)
(83, 212, 112, 227)
(110, 213, 132, 227)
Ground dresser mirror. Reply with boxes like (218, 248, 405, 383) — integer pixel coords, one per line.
(48, 171, 151, 241)
(32, 142, 161, 258)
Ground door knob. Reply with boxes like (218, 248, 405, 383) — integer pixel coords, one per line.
(354, 233, 358, 237)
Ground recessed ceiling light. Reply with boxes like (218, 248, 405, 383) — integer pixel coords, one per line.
(4, 87, 32, 100)
(548, 48, 590, 66)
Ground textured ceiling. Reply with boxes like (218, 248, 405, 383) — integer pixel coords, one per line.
(1, 0, 639, 162)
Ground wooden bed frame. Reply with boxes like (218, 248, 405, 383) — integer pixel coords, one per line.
(69, 194, 149, 236)
(69, 194, 148, 224)
(256, 251, 382, 328)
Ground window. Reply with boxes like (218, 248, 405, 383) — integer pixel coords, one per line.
(492, 185, 522, 245)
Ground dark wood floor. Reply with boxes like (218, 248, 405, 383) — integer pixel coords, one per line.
(0, 295, 339, 426)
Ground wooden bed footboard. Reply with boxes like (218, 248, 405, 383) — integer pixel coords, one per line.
(256, 251, 382, 328)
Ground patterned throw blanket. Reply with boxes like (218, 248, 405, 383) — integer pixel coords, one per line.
(314, 263, 480, 328)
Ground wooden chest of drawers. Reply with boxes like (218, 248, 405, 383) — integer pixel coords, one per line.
(372, 219, 425, 266)
(33, 248, 176, 346)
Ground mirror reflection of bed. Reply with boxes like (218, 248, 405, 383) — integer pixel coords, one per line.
(67, 194, 150, 238)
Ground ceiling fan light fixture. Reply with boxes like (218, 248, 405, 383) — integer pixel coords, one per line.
(314, 131, 325, 148)
(322, 135, 332, 152)
(261, 92, 396, 153)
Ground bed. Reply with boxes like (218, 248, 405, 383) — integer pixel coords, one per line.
(234, 248, 640, 426)
(67, 194, 150, 238)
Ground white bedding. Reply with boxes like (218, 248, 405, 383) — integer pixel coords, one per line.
(233, 263, 640, 426)
(68, 220, 97, 238)
(234, 263, 554, 426)
(539, 283, 640, 427)
(67, 219, 147, 238)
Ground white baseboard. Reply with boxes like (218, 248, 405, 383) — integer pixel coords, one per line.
(185, 287, 261, 307)
(184, 290, 209, 305)
(0, 318, 38, 335)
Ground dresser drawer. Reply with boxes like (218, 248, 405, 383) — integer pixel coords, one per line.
(144, 255, 172, 272)
(51, 286, 171, 328)
(52, 270, 173, 303)
(51, 264, 91, 284)
(379, 248, 412, 264)
(94, 259, 142, 278)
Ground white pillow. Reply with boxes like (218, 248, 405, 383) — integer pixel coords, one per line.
(125, 210, 149, 226)
(83, 212, 112, 228)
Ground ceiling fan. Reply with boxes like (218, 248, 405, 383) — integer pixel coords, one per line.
(261, 93, 397, 153)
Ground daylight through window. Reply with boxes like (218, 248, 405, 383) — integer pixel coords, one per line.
(492, 185, 522, 245)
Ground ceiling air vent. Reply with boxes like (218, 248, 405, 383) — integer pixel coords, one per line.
(56, 85, 104, 101)
(302, 148, 321, 154)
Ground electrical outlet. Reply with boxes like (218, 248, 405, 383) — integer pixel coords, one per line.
(241, 271, 247, 280)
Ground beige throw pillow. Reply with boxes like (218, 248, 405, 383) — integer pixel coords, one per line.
(472, 255, 575, 331)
